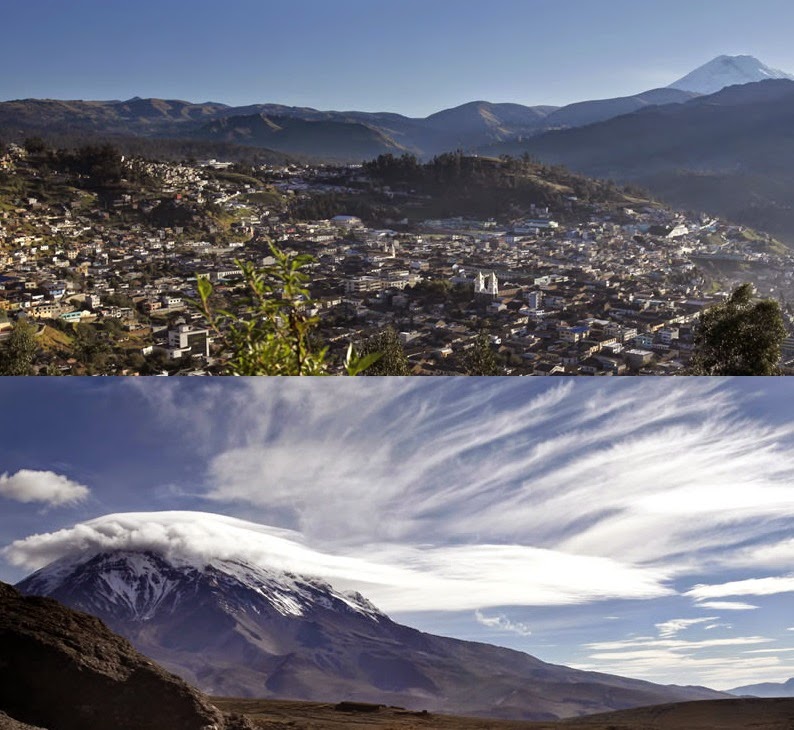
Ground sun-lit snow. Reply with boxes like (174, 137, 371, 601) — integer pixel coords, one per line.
(19, 549, 385, 622)
(669, 54, 794, 95)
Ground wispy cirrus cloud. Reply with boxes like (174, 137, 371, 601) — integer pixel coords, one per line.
(687, 575, 794, 601)
(128, 379, 794, 578)
(696, 601, 759, 611)
(655, 616, 718, 638)
(16, 378, 794, 688)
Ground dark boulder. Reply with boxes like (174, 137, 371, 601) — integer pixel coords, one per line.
(0, 582, 253, 730)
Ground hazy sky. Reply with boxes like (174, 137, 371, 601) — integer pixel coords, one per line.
(3, 0, 794, 115)
(2, 378, 794, 690)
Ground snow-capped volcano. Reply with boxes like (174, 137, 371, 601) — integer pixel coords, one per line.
(17, 549, 383, 623)
(16, 548, 728, 720)
(669, 54, 794, 95)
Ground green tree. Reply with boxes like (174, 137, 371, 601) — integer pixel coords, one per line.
(358, 327, 410, 376)
(72, 323, 112, 373)
(0, 319, 39, 375)
(692, 283, 787, 375)
(23, 137, 47, 155)
(196, 243, 326, 375)
(195, 241, 377, 376)
(463, 332, 500, 375)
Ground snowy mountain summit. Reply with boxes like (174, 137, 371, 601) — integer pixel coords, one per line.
(669, 54, 794, 95)
(17, 549, 384, 623)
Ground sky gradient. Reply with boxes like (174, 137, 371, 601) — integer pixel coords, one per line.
(3, 0, 794, 115)
(2, 378, 794, 691)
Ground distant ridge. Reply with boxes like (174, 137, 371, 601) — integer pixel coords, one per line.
(729, 676, 794, 697)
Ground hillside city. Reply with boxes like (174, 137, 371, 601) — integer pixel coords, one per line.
(1, 140, 793, 375)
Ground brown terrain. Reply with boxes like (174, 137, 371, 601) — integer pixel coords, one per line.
(0, 582, 253, 730)
(213, 696, 794, 730)
(3, 578, 793, 730)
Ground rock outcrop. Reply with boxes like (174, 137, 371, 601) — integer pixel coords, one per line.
(0, 582, 253, 730)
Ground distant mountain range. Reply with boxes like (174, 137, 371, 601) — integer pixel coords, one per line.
(483, 78, 794, 241)
(3, 54, 794, 237)
(729, 677, 794, 698)
(0, 55, 773, 161)
(16, 550, 728, 721)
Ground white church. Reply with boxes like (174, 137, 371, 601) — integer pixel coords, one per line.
(474, 270, 499, 298)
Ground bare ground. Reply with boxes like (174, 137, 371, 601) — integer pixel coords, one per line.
(212, 696, 794, 730)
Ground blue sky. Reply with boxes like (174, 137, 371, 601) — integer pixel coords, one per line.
(3, 0, 794, 115)
(2, 378, 794, 690)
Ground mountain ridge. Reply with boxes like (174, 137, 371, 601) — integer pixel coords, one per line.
(728, 676, 794, 697)
(5, 53, 778, 160)
(17, 549, 728, 721)
(480, 78, 794, 241)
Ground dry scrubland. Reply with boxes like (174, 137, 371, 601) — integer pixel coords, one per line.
(213, 696, 794, 730)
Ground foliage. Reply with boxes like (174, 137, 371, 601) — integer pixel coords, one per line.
(361, 151, 632, 220)
(23, 137, 47, 155)
(195, 242, 325, 375)
(0, 319, 38, 375)
(358, 326, 410, 376)
(195, 241, 376, 375)
(691, 283, 787, 375)
(463, 332, 500, 376)
(290, 190, 400, 224)
(51, 144, 124, 186)
(71, 323, 112, 373)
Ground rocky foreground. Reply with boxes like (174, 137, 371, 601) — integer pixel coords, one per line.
(0, 582, 253, 730)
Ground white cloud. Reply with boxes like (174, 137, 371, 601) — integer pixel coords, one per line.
(573, 647, 794, 690)
(0, 469, 89, 506)
(587, 636, 772, 652)
(696, 601, 759, 611)
(135, 379, 794, 584)
(743, 648, 794, 654)
(2, 511, 673, 612)
(687, 575, 794, 600)
(655, 616, 717, 638)
(474, 610, 532, 636)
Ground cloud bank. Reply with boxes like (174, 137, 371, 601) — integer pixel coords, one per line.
(0, 470, 89, 506)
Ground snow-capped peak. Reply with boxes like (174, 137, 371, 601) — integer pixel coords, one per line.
(668, 55, 794, 95)
(17, 549, 385, 623)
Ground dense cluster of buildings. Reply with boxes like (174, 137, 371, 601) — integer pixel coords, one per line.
(1, 145, 792, 375)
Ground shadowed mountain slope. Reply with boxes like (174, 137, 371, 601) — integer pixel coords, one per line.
(18, 550, 727, 722)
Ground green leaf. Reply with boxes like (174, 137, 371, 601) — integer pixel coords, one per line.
(196, 276, 212, 303)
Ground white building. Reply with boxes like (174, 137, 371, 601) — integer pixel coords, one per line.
(167, 324, 210, 359)
(474, 271, 499, 298)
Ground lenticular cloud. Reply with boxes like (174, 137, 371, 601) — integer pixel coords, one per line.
(3, 510, 672, 612)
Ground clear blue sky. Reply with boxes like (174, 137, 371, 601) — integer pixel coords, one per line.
(3, 0, 794, 115)
(2, 378, 794, 691)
